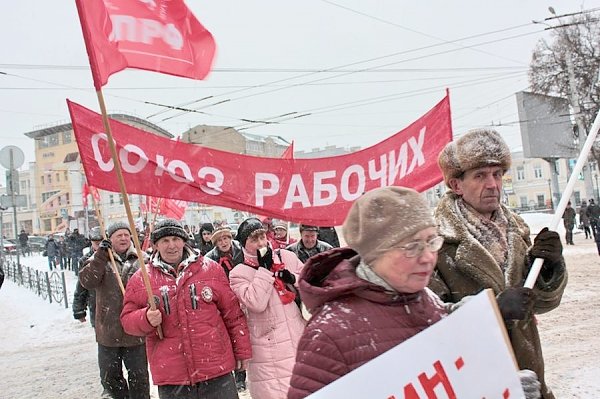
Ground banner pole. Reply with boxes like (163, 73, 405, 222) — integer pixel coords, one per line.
(95, 89, 163, 339)
(524, 109, 600, 288)
(89, 187, 126, 295)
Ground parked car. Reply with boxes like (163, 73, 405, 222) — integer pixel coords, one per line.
(1, 240, 17, 255)
(27, 236, 48, 253)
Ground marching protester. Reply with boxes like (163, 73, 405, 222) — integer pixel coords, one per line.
(562, 201, 576, 245)
(197, 222, 215, 255)
(121, 219, 251, 399)
(79, 221, 150, 399)
(285, 225, 333, 263)
(270, 221, 296, 250)
(72, 227, 103, 327)
(288, 186, 542, 398)
(579, 200, 592, 239)
(44, 234, 60, 271)
(58, 235, 68, 270)
(229, 217, 305, 399)
(432, 129, 567, 399)
(205, 225, 248, 391)
(317, 226, 340, 248)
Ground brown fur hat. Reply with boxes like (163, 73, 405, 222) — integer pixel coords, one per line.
(438, 128, 511, 187)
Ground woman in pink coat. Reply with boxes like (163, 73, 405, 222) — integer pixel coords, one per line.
(229, 217, 306, 399)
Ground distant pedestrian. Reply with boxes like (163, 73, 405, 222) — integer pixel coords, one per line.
(562, 201, 576, 245)
(45, 235, 60, 271)
(579, 200, 591, 239)
(587, 199, 600, 239)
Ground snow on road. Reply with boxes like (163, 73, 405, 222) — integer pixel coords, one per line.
(1, 225, 599, 398)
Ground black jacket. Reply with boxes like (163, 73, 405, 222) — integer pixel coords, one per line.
(205, 240, 244, 278)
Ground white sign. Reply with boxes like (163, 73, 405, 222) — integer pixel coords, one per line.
(307, 290, 525, 399)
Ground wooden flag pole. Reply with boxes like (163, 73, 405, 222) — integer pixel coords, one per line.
(89, 187, 125, 295)
(95, 89, 163, 339)
(524, 108, 600, 288)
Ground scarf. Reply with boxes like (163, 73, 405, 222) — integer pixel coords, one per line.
(356, 260, 396, 293)
(242, 247, 296, 305)
(455, 197, 509, 270)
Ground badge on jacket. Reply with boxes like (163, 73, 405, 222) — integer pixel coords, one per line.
(201, 286, 213, 302)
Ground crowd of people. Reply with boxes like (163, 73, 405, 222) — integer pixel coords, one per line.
(66, 129, 570, 399)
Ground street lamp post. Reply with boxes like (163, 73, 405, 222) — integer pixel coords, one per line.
(595, 174, 599, 201)
(547, 179, 553, 210)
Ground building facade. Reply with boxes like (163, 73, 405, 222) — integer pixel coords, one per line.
(24, 115, 173, 235)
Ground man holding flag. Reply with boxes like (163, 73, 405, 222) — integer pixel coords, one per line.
(430, 129, 568, 399)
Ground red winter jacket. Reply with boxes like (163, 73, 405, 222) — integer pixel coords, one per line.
(121, 249, 251, 386)
(287, 248, 447, 399)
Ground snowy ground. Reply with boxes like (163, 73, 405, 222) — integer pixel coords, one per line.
(1, 221, 599, 398)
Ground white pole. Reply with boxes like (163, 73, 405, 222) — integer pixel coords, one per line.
(524, 109, 600, 288)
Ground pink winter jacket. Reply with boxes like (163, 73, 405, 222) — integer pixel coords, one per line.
(229, 248, 306, 399)
(120, 250, 252, 386)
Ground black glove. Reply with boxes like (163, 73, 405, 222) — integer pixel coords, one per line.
(277, 269, 296, 285)
(95, 239, 112, 262)
(530, 227, 562, 265)
(256, 247, 273, 270)
(496, 287, 536, 321)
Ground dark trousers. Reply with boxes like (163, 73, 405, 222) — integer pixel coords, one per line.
(157, 373, 238, 399)
(584, 225, 591, 239)
(592, 220, 599, 239)
(98, 343, 150, 399)
(565, 229, 574, 245)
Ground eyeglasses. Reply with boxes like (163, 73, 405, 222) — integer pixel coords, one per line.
(396, 236, 444, 258)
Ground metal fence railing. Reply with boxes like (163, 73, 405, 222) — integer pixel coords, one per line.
(2, 258, 69, 308)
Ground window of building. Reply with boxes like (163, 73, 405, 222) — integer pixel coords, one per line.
(48, 174, 52, 184)
(574, 191, 581, 205)
(41, 190, 60, 202)
(64, 171, 68, 181)
(47, 134, 59, 147)
(109, 194, 115, 205)
(519, 196, 528, 208)
(62, 131, 72, 144)
(41, 176, 44, 185)
(119, 194, 124, 204)
(65, 193, 70, 204)
(537, 194, 545, 207)
(533, 165, 543, 179)
(516, 166, 525, 181)
(56, 173, 60, 182)
(43, 219, 52, 231)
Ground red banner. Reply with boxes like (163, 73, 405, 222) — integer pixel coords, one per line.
(68, 95, 452, 226)
(75, 0, 216, 89)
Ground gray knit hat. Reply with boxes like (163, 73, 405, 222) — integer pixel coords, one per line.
(107, 221, 131, 238)
(438, 128, 511, 187)
(89, 227, 103, 241)
(343, 186, 435, 264)
(151, 219, 189, 243)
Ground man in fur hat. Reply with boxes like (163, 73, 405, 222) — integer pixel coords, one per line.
(431, 128, 567, 399)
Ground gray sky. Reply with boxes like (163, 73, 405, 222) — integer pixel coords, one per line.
(1, 0, 598, 175)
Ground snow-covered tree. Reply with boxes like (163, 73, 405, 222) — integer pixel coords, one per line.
(529, 11, 600, 161)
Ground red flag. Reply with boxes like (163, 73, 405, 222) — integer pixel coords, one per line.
(75, 0, 216, 89)
(90, 185, 101, 203)
(82, 183, 90, 208)
(281, 141, 294, 159)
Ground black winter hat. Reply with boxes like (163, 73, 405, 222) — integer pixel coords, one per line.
(107, 221, 131, 238)
(151, 219, 189, 243)
(200, 223, 215, 234)
(236, 217, 266, 248)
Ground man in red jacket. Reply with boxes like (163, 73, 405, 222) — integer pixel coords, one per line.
(121, 219, 252, 399)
